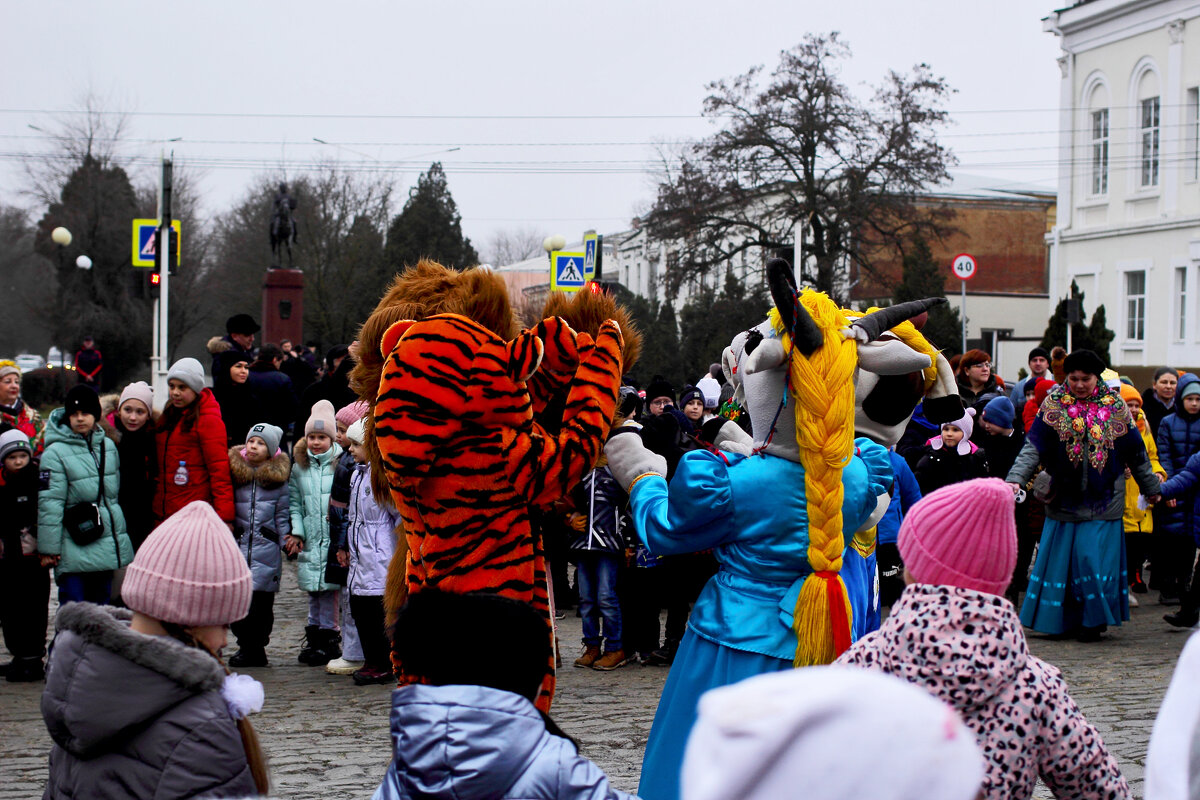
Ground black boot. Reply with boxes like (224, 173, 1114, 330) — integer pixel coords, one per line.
(229, 648, 268, 668)
(298, 625, 322, 665)
(1165, 608, 1200, 628)
(301, 628, 339, 666)
(6, 657, 44, 682)
(318, 628, 341, 664)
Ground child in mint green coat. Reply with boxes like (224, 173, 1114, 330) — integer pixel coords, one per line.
(287, 400, 343, 666)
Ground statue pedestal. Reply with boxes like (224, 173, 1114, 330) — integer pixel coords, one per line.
(262, 268, 304, 346)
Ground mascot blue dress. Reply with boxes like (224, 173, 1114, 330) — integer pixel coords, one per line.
(605, 260, 963, 800)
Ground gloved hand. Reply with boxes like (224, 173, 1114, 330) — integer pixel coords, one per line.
(605, 427, 667, 493)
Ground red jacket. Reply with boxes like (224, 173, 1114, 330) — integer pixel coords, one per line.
(153, 389, 234, 523)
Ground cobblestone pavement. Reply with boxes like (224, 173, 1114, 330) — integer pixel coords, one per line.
(0, 563, 1190, 799)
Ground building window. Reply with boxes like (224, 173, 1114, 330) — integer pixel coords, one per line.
(1189, 88, 1199, 181)
(1125, 270, 1146, 341)
(1091, 108, 1109, 195)
(1176, 267, 1188, 341)
(1141, 97, 1160, 187)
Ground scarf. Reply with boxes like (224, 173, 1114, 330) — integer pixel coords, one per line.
(1038, 382, 1130, 473)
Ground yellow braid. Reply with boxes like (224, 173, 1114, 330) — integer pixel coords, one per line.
(768, 292, 858, 667)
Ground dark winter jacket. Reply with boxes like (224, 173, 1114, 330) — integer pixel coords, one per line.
(956, 373, 1004, 413)
(1156, 377, 1200, 538)
(0, 462, 40, 563)
(972, 426, 1025, 481)
(914, 438, 990, 495)
(896, 404, 939, 471)
(568, 466, 627, 555)
(1142, 386, 1178, 440)
(42, 603, 256, 800)
(229, 447, 291, 593)
(74, 346, 103, 386)
(154, 389, 235, 524)
(103, 414, 158, 551)
(280, 353, 317, 397)
(207, 334, 254, 407)
(325, 448, 356, 585)
(1160, 450, 1200, 547)
(246, 363, 297, 435)
(38, 409, 133, 575)
(295, 358, 357, 437)
(213, 380, 257, 447)
(373, 684, 635, 800)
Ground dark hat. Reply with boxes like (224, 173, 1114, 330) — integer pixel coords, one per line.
(646, 375, 675, 404)
(225, 314, 260, 336)
(982, 396, 1015, 428)
(679, 385, 704, 408)
(392, 590, 551, 703)
(64, 384, 102, 420)
(1027, 347, 1049, 362)
(1062, 349, 1106, 378)
(324, 344, 350, 369)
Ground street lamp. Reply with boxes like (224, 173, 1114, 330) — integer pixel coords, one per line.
(75, 255, 92, 270)
(51, 227, 72, 247)
(543, 234, 566, 264)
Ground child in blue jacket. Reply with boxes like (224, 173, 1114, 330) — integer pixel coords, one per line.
(1157, 449, 1200, 629)
(875, 449, 921, 609)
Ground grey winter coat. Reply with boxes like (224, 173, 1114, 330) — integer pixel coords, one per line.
(347, 463, 400, 596)
(372, 684, 637, 800)
(229, 447, 291, 593)
(42, 603, 256, 800)
(37, 407, 133, 575)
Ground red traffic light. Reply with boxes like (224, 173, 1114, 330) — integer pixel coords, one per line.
(150, 272, 162, 285)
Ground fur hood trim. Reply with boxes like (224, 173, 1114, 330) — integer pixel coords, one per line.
(54, 603, 224, 693)
(207, 336, 233, 355)
(227, 448, 291, 489)
(293, 437, 310, 469)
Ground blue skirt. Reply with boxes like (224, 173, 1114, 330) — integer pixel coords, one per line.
(638, 631, 790, 800)
(1019, 517, 1129, 634)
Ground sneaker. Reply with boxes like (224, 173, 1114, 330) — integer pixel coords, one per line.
(1129, 591, 1139, 608)
(1165, 609, 1200, 629)
(592, 649, 630, 671)
(574, 645, 601, 668)
(228, 649, 268, 668)
(1131, 573, 1149, 594)
(325, 657, 365, 675)
(352, 666, 396, 686)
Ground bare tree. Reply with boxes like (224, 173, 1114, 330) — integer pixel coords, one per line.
(484, 225, 545, 266)
(648, 33, 957, 302)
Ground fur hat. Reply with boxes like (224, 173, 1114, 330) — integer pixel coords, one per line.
(167, 358, 206, 394)
(0, 360, 20, 381)
(898, 477, 1017, 595)
(305, 399, 337, 438)
(646, 375, 675, 405)
(64, 384, 102, 420)
(1062, 349, 1106, 378)
(682, 666, 984, 800)
(225, 314, 260, 335)
(246, 423, 282, 455)
(122, 501, 253, 626)
(392, 590, 552, 703)
(346, 418, 366, 445)
(118, 381, 153, 413)
(0, 429, 31, 461)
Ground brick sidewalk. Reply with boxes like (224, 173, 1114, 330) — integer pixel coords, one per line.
(0, 562, 1188, 798)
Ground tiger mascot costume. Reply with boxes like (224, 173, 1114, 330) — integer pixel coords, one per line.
(351, 260, 636, 711)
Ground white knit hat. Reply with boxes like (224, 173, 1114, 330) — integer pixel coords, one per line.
(166, 358, 206, 394)
(346, 418, 366, 445)
(118, 381, 153, 413)
(682, 667, 984, 800)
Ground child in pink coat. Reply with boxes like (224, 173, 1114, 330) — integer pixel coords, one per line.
(836, 478, 1129, 800)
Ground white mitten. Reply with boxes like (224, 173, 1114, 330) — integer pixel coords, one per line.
(605, 429, 667, 492)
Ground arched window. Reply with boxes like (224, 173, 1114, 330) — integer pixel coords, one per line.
(1132, 61, 1161, 188)
(1085, 79, 1110, 195)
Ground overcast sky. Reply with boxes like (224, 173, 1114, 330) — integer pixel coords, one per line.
(1, 1, 1065, 258)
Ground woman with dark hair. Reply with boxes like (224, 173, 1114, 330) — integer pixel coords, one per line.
(955, 349, 1004, 411)
(1142, 367, 1180, 439)
(214, 354, 255, 446)
(1007, 350, 1163, 641)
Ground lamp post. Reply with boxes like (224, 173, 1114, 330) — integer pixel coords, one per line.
(542, 234, 566, 264)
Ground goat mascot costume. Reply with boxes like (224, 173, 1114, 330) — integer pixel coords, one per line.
(604, 258, 962, 800)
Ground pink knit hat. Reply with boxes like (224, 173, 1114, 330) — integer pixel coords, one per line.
(122, 501, 252, 626)
(897, 478, 1017, 595)
(336, 400, 369, 427)
(305, 399, 337, 437)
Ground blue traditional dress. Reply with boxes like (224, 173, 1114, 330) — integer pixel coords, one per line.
(629, 439, 891, 800)
(1006, 382, 1159, 634)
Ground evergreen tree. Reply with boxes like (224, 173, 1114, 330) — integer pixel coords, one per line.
(1039, 279, 1115, 365)
(384, 163, 478, 271)
(679, 268, 768, 383)
(892, 234, 963, 356)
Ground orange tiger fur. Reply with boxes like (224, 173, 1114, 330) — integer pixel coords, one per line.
(374, 313, 624, 711)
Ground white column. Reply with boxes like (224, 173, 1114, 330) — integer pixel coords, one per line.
(1163, 19, 1185, 216)
(1057, 53, 1075, 233)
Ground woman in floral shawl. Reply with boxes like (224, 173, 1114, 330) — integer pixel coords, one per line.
(0, 361, 45, 457)
(1007, 349, 1162, 641)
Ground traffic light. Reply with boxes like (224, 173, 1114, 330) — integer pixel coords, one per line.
(148, 271, 161, 300)
(153, 225, 179, 276)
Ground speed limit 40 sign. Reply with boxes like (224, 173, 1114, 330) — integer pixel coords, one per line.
(951, 253, 977, 280)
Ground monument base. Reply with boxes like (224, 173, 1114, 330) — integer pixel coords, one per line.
(262, 268, 304, 346)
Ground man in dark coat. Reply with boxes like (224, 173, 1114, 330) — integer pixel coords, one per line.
(294, 346, 356, 433)
(246, 344, 298, 447)
(74, 336, 103, 390)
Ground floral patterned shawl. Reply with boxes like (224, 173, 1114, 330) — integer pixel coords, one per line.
(1038, 382, 1130, 473)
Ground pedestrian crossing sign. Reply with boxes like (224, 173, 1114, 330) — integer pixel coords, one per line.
(131, 219, 181, 268)
(582, 233, 598, 280)
(551, 251, 587, 292)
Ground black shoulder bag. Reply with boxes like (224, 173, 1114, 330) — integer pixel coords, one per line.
(64, 439, 106, 547)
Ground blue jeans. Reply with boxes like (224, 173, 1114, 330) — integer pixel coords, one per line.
(57, 572, 113, 605)
(577, 553, 622, 651)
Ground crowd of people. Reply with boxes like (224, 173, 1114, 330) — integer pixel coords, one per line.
(4, 299, 1200, 800)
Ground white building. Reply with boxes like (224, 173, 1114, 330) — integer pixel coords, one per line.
(1044, 0, 1200, 372)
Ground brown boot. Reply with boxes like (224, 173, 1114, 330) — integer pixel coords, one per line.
(574, 645, 601, 668)
(592, 649, 630, 671)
